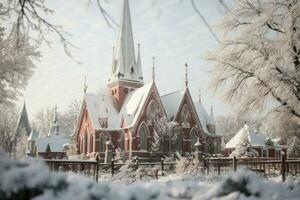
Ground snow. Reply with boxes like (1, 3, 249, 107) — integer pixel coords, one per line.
(85, 83, 153, 130)
(1, 150, 300, 200)
(36, 134, 70, 152)
(193, 101, 211, 134)
(108, 0, 143, 87)
(161, 89, 185, 120)
(225, 124, 281, 149)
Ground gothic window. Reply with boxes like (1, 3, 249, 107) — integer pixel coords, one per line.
(147, 101, 158, 125)
(181, 104, 191, 127)
(99, 134, 106, 152)
(84, 132, 88, 154)
(89, 134, 93, 153)
(175, 132, 182, 152)
(118, 131, 125, 151)
(190, 128, 198, 152)
(139, 123, 148, 150)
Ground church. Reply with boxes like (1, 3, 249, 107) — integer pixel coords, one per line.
(74, 0, 222, 161)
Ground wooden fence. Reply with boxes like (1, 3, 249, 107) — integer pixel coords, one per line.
(43, 154, 300, 182)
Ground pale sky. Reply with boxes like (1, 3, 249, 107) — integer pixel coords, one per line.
(21, 0, 232, 119)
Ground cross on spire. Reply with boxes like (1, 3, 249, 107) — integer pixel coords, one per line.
(184, 63, 188, 87)
(152, 56, 155, 82)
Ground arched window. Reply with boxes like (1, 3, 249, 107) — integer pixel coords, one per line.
(190, 128, 198, 152)
(180, 104, 191, 127)
(84, 132, 88, 154)
(99, 134, 106, 152)
(139, 123, 149, 150)
(118, 131, 125, 151)
(89, 134, 93, 153)
(147, 101, 158, 125)
(175, 133, 182, 152)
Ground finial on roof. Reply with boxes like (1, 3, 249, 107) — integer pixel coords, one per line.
(84, 75, 88, 93)
(209, 105, 216, 126)
(198, 89, 201, 103)
(152, 56, 155, 82)
(184, 63, 188, 87)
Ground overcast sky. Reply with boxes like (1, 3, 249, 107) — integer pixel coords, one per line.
(21, 0, 232, 119)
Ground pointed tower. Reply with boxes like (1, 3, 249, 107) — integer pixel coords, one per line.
(15, 102, 31, 137)
(107, 0, 143, 109)
(207, 106, 216, 134)
(48, 107, 59, 136)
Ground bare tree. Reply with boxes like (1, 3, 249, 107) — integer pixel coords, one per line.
(208, 0, 300, 124)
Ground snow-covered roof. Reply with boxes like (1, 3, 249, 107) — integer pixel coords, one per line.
(225, 125, 281, 149)
(193, 101, 210, 134)
(85, 82, 153, 130)
(36, 134, 70, 153)
(160, 89, 185, 120)
(120, 82, 153, 128)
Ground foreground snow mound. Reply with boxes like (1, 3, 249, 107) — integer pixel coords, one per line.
(1, 150, 300, 200)
(195, 167, 300, 200)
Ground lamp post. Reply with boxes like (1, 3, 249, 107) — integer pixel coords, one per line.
(194, 137, 202, 165)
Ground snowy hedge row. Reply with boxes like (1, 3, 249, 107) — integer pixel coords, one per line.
(1, 151, 300, 200)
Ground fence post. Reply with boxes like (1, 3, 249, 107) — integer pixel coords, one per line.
(233, 156, 237, 172)
(111, 158, 115, 177)
(95, 156, 99, 182)
(281, 152, 286, 182)
(206, 158, 209, 175)
(136, 157, 139, 169)
(161, 157, 164, 172)
(217, 159, 220, 176)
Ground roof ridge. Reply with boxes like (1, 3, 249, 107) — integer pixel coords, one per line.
(161, 89, 185, 97)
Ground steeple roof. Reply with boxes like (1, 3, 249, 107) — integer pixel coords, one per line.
(15, 102, 31, 136)
(108, 0, 143, 88)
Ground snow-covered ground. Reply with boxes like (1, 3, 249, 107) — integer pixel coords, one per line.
(1, 151, 300, 200)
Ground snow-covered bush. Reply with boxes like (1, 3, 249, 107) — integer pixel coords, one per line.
(111, 160, 160, 183)
(175, 155, 204, 177)
(196, 167, 300, 200)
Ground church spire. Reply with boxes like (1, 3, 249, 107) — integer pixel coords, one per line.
(108, 0, 143, 89)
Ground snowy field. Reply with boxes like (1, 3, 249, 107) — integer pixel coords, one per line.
(1, 152, 300, 200)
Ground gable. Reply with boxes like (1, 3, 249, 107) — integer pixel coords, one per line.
(132, 82, 167, 130)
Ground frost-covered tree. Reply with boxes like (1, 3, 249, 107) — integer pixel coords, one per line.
(230, 134, 259, 158)
(0, 25, 40, 105)
(217, 113, 262, 143)
(0, 104, 19, 156)
(208, 0, 300, 124)
(34, 99, 81, 137)
(151, 116, 183, 153)
(287, 136, 300, 157)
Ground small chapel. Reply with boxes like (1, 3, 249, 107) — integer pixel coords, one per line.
(74, 0, 222, 161)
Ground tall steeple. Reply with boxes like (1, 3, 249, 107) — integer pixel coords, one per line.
(108, 0, 143, 89)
